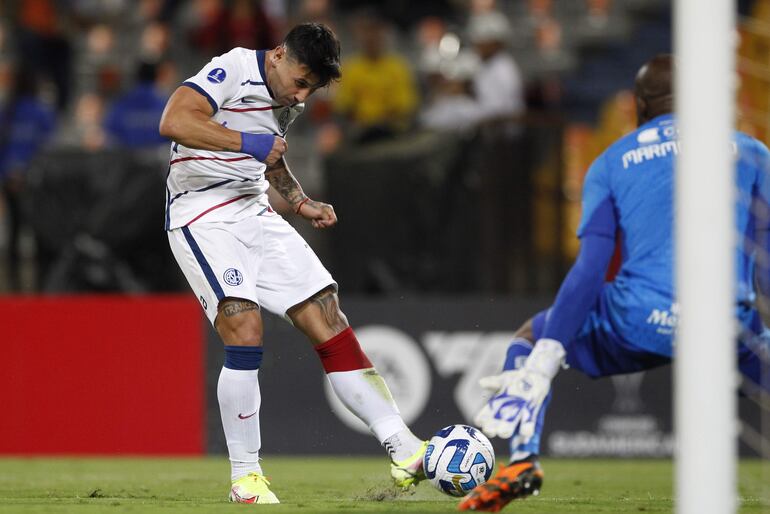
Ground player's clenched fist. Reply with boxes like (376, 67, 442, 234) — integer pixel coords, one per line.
(296, 198, 337, 229)
(241, 133, 288, 166)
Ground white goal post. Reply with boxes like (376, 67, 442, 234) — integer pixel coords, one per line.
(674, 0, 736, 513)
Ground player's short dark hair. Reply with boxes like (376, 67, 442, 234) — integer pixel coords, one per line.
(283, 23, 341, 88)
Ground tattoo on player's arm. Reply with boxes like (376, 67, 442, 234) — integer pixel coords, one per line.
(311, 289, 349, 333)
(265, 163, 307, 207)
(220, 300, 259, 318)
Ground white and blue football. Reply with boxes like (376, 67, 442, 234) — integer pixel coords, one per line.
(423, 424, 495, 497)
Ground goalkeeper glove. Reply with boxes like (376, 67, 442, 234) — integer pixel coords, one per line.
(474, 338, 566, 444)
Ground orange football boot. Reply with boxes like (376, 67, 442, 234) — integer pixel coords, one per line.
(457, 456, 543, 512)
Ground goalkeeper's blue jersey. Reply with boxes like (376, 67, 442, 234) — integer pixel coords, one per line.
(579, 113, 770, 357)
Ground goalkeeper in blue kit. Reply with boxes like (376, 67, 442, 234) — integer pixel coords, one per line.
(458, 54, 770, 512)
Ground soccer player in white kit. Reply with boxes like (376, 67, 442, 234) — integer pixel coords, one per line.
(159, 23, 426, 504)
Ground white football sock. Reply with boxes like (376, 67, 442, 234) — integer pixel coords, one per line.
(217, 367, 263, 482)
(326, 368, 422, 460)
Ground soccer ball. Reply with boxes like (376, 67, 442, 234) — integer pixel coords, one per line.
(423, 424, 495, 497)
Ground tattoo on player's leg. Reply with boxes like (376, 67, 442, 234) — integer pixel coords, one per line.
(220, 300, 259, 318)
(310, 289, 349, 333)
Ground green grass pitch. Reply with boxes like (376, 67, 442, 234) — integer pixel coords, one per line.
(0, 457, 767, 513)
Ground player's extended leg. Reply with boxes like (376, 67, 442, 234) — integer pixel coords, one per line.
(214, 298, 279, 504)
(288, 286, 428, 489)
(459, 317, 545, 512)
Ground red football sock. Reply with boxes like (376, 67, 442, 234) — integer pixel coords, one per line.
(314, 327, 373, 373)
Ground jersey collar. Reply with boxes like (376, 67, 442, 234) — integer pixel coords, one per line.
(643, 112, 674, 128)
(256, 50, 275, 99)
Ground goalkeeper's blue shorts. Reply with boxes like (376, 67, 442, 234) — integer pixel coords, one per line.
(532, 302, 769, 390)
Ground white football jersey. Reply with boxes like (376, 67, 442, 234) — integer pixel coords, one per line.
(164, 48, 304, 230)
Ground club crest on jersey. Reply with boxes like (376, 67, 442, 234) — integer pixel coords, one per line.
(207, 68, 227, 83)
(223, 268, 243, 286)
(277, 109, 291, 134)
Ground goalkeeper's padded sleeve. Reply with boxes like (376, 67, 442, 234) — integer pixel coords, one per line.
(240, 132, 276, 162)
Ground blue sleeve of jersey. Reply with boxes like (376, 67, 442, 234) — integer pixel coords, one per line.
(751, 140, 770, 296)
(542, 155, 618, 344)
(577, 155, 616, 238)
(541, 232, 616, 344)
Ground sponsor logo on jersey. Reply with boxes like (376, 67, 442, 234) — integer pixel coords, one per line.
(238, 410, 257, 419)
(623, 133, 738, 169)
(622, 141, 681, 169)
(637, 128, 660, 144)
(207, 68, 227, 83)
(223, 268, 244, 286)
(199, 295, 208, 310)
(646, 303, 678, 335)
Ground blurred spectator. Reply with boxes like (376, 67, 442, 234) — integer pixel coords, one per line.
(469, 0, 498, 15)
(0, 63, 56, 290)
(78, 24, 123, 100)
(518, 17, 576, 111)
(139, 21, 171, 62)
(55, 92, 107, 151)
(467, 11, 525, 120)
(510, 0, 554, 46)
(293, 0, 337, 30)
(137, 21, 178, 94)
(104, 62, 169, 148)
(573, 0, 631, 49)
(336, 0, 459, 30)
(188, 0, 277, 58)
(0, 7, 10, 57)
(154, 60, 180, 95)
(414, 16, 449, 91)
(533, 18, 576, 76)
(262, 0, 288, 31)
(527, 0, 553, 19)
(158, 0, 185, 23)
(228, 0, 277, 49)
(186, 0, 227, 55)
(420, 51, 482, 133)
(138, 0, 165, 21)
(14, 0, 73, 111)
(332, 9, 419, 143)
(69, 0, 128, 22)
(416, 16, 447, 52)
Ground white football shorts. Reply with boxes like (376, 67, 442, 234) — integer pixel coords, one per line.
(168, 210, 336, 324)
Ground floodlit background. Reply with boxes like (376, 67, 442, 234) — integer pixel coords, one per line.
(0, 1, 767, 510)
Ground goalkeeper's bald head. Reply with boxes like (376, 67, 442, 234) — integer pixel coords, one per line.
(634, 54, 674, 126)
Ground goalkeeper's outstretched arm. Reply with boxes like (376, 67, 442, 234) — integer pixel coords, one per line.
(539, 233, 616, 345)
(474, 219, 616, 441)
